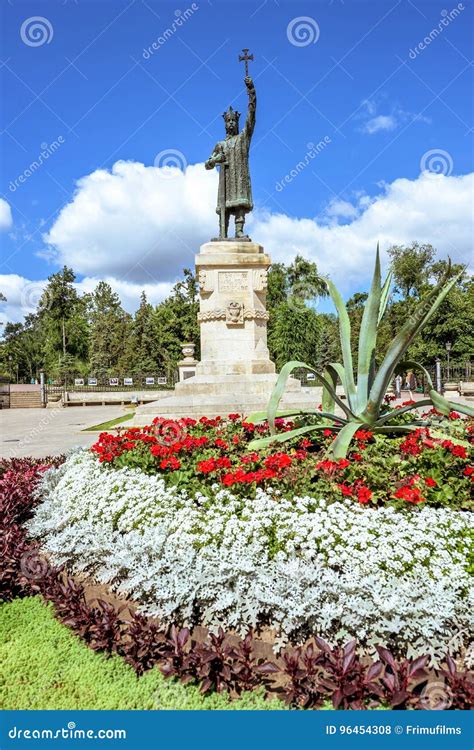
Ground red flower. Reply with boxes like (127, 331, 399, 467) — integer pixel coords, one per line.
(441, 439, 454, 450)
(424, 477, 437, 488)
(228, 413, 241, 421)
(316, 458, 349, 475)
(264, 453, 292, 471)
(394, 485, 425, 504)
(196, 458, 217, 474)
(356, 486, 372, 504)
(160, 457, 181, 470)
(451, 445, 467, 459)
(338, 483, 353, 497)
(241, 452, 259, 464)
(355, 430, 373, 443)
(214, 438, 229, 450)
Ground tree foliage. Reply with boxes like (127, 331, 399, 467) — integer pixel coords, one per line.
(0, 245, 472, 382)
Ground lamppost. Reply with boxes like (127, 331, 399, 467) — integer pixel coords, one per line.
(446, 341, 452, 381)
(435, 357, 442, 394)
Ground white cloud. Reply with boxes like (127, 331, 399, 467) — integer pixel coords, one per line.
(250, 171, 473, 294)
(3, 165, 472, 326)
(77, 277, 173, 311)
(42, 160, 217, 283)
(363, 114, 398, 134)
(0, 199, 13, 231)
(0, 274, 46, 328)
(359, 98, 431, 135)
(0, 273, 173, 327)
(323, 198, 362, 222)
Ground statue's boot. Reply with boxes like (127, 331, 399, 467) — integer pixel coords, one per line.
(235, 217, 245, 238)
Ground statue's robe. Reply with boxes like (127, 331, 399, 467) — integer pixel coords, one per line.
(210, 84, 256, 215)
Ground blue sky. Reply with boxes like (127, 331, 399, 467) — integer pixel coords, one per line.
(0, 0, 473, 320)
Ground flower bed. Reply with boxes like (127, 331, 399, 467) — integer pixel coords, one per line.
(29, 419, 472, 661)
(89, 414, 473, 509)
(2, 456, 473, 708)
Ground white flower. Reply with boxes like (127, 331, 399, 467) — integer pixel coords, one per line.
(28, 450, 474, 662)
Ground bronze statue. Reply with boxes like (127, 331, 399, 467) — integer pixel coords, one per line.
(205, 49, 256, 241)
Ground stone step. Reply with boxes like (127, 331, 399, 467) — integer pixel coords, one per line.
(10, 393, 42, 408)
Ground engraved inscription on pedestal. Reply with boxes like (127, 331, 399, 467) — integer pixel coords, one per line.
(218, 271, 248, 292)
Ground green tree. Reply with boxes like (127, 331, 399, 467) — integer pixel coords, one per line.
(86, 282, 132, 375)
(128, 292, 157, 374)
(387, 242, 435, 298)
(38, 267, 89, 375)
(267, 255, 327, 370)
(152, 270, 199, 372)
(268, 302, 323, 370)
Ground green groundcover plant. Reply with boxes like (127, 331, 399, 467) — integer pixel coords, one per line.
(0, 597, 281, 711)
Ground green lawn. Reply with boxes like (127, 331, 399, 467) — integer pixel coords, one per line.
(82, 412, 135, 432)
(0, 597, 282, 710)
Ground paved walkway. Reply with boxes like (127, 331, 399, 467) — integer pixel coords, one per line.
(0, 406, 130, 459)
(0, 393, 471, 460)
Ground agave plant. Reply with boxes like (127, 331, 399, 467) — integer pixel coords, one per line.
(248, 247, 473, 458)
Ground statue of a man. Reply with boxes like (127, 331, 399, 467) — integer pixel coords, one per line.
(205, 76, 256, 240)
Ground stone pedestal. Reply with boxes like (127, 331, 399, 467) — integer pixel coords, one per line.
(196, 241, 275, 376)
(133, 240, 317, 425)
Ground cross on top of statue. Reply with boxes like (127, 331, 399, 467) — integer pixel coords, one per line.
(239, 48, 254, 78)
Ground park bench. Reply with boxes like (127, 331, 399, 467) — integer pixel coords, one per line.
(458, 381, 474, 397)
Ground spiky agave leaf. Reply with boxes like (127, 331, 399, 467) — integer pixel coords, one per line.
(246, 408, 348, 424)
(248, 423, 343, 451)
(330, 422, 362, 459)
(321, 366, 338, 414)
(266, 361, 354, 434)
(362, 264, 463, 423)
(325, 278, 358, 413)
(378, 269, 393, 325)
(356, 246, 382, 414)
